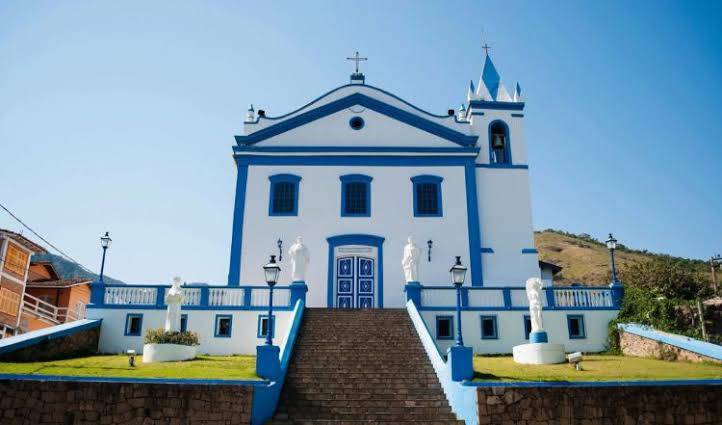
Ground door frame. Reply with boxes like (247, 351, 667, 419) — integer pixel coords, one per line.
(326, 234, 385, 308)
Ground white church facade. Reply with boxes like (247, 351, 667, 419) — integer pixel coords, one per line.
(87, 52, 621, 357)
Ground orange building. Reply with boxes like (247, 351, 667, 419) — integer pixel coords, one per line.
(20, 262, 92, 332)
(0, 229, 47, 337)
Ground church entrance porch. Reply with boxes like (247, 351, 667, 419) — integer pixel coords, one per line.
(326, 234, 385, 309)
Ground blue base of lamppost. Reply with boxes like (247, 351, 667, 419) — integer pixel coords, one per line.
(529, 331, 548, 343)
(610, 282, 624, 308)
(256, 344, 280, 380)
(447, 345, 473, 382)
(404, 281, 422, 306)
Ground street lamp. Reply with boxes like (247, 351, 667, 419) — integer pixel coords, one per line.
(449, 256, 467, 347)
(99, 232, 112, 282)
(263, 255, 281, 345)
(606, 233, 620, 286)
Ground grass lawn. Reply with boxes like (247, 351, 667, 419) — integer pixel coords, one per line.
(0, 355, 258, 380)
(473, 355, 722, 382)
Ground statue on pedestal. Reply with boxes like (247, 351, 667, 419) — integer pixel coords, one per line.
(525, 277, 544, 333)
(401, 237, 421, 283)
(164, 277, 184, 332)
(289, 236, 310, 282)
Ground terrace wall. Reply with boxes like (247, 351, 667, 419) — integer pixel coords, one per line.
(475, 383, 722, 424)
(0, 379, 253, 425)
(0, 320, 100, 362)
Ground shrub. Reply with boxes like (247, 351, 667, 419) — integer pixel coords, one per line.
(144, 328, 200, 346)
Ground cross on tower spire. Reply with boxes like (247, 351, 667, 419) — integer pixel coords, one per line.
(346, 51, 368, 74)
(482, 43, 491, 56)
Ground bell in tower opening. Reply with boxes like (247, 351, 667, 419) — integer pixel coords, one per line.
(490, 121, 509, 164)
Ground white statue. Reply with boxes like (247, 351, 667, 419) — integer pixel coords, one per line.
(401, 237, 421, 282)
(288, 236, 310, 282)
(525, 277, 544, 333)
(164, 277, 184, 332)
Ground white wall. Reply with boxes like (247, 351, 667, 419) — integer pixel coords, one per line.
(89, 308, 293, 355)
(421, 309, 618, 355)
(239, 165, 471, 308)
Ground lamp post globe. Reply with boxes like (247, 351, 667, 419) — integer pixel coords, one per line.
(99, 232, 112, 283)
(449, 256, 467, 347)
(263, 255, 281, 345)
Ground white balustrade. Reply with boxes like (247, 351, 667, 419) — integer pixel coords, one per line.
(420, 288, 456, 307)
(467, 289, 504, 307)
(104, 286, 157, 305)
(250, 288, 290, 307)
(163, 287, 202, 306)
(208, 288, 245, 306)
(554, 288, 612, 308)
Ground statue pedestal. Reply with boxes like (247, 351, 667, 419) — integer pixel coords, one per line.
(512, 342, 565, 365)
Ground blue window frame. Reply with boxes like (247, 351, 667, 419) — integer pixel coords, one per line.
(268, 174, 301, 216)
(340, 174, 372, 217)
(488, 120, 512, 165)
(214, 314, 233, 338)
(523, 314, 532, 340)
(411, 175, 443, 217)
(480, 315, 498, 339)
(567, 315, 586, 339)
(436, 315, 454, 340)
(124, 314, 143, 336)
(257, 314, 275, 339)
(180, 314, 188, 333)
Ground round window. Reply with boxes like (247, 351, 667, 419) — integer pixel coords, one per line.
(349, 116, 365, 130)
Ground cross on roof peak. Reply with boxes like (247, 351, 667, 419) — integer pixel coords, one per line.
(482, 43, 491, 56)
(346, 51, 368, 74)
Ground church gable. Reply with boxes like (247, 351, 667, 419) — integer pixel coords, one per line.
(236, 90, 478, 148)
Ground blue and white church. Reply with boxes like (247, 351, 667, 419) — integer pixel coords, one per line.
(87, 51, 621, 358)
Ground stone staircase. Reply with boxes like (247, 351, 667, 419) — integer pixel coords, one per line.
(268, 308, 463, 425)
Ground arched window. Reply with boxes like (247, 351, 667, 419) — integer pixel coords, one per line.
(489, 120, 511, 164)
(340, 174, 372, 217)
(411, 175, 443, 217)
(268, 174, 301, 216)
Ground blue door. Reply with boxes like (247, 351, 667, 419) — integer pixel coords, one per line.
(336, 256, 375, 309)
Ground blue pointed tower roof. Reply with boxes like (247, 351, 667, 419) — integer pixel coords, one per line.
(481, 54, 501, 100)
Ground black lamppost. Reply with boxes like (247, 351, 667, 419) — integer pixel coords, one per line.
(263, 255, 281, 346)
(606, 233, 620, 286)
(449, 256, 467, 347)
(99, 232, 112, 282)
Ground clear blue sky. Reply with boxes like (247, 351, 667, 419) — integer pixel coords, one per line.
(1, 1, 721, 284)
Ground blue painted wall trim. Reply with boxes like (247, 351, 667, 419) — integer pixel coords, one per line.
(480, 247, 494, 253)
(236, 92, 478, 146)
(326, 234, 385, 308)
(618, 323, 722, 361)
(468, 100, 525, 111)
(227, 161, 248, 286)
(234, 146, 480, 154)
(521, 248, 538, 254)
(0, 374, 265, 386)
(0, 319, 102, 356)
(463, 379, 722, 388)
(464, 163, 483, 286)
(475, 164, 529, 169)
(234, 155, 474, 167)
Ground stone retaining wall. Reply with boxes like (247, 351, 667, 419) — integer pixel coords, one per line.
(0, 325, 100, 362)
(620, 330, 720, 363)
(476, 383, 722, 424)
(0, 379, 253, 424)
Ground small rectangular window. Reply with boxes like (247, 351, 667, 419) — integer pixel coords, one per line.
(523, 315, 532, 340)
(480, 315, 498, 339)
(257, 315, 275, 338)
(344, 182, 368, 215)
(180, 314, 188, 333)
(272, 182, 296, 214)
(567, 315, 586, 339)
(416, 183, 439, 215)
(214, 315, 233, 338)
(436, 316, 454, 340)
(124, 314, 143, 336)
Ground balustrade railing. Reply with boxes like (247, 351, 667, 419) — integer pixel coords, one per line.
(96, 284, 294, 310)
(22, 293, 85, 324)
(413, 285, 616, 310)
